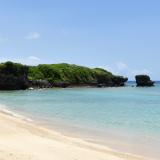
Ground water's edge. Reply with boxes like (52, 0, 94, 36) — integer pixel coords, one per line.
(0, 104, 158, 160)
(0, 83, 159, 159)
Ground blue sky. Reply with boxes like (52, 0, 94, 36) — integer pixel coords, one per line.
(0, 0, 159, 80)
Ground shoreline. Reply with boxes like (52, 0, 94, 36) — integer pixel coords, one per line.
(0, 108, 152, 160)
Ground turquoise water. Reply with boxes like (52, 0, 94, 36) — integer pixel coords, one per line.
(0, 82, 160, 158)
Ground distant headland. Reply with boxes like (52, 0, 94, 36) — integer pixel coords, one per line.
(0, 61, 154, 90)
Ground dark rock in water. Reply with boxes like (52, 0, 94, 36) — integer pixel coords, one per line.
(112, 76, 128, 87)
(0, 74, 28, 90)
(97, 83, 105, 87)
(96, 76, 113, 87)
(52, 82, 70, 88)
(135, 75, 154, 87)
(28, 80, 51, 88)
(96, 74, 128, 87)
(96, 76, 128, 87)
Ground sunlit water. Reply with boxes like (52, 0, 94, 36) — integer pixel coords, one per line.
(0, 82, 160, 159)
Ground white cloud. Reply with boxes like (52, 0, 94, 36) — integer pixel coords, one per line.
(25, 32, 40, 39)
(132, 69, 150, 76)
(28, 56, 40, 61)
(103, 65, 115, 73)
(102, 62, 151, 80)
(116, 62, 128, 71)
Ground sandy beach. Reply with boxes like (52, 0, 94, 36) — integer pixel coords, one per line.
(0, 111, 151, 160)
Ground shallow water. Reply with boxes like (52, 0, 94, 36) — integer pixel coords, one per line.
(0, 82, 160, 159)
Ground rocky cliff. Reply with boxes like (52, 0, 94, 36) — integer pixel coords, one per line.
(135, 75, 154, 87)
(0, 62, 128, 90)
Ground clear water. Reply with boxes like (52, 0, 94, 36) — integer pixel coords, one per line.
(0, 82, 160, 158)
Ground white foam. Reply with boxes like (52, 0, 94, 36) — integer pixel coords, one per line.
(0, 104, 33, 122)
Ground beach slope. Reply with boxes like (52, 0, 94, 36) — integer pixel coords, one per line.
(0, 112, 147, 160)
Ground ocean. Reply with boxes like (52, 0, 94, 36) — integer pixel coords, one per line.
(0, 81, 160, 159)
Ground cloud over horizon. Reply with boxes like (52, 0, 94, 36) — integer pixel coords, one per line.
(102, 62, 151, 80)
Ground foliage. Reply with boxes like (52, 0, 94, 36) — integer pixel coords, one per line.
(0, 61, 28, 76)
(28, 63, 114, 84)
(0, 62, 127, 89)
(0, 61, 29, 90)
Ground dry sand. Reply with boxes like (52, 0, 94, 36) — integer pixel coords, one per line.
(0, 111, 150, 160)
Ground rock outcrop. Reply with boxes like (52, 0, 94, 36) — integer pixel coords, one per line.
(135, 75, 154, 87)
(28, 80, 51, 89)
(111, 76, 128, 87)
(96, 76, 128, 87)
(0, 62, 128, 90)
(0, 74, 28, 90)
(52, 82, 70, 88)
(0, 62, 28, 90)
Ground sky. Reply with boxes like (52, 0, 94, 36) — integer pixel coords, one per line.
(0, 0, 160, 80)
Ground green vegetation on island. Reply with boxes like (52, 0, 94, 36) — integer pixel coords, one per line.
(0, 61, 128, 90)
(29, 63, 113, 84)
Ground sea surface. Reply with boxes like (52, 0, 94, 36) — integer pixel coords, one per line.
(0, 82, 160, 159)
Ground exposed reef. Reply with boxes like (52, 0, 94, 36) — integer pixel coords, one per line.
(135, 75, 154, 87)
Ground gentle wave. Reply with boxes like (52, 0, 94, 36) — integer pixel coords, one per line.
(0, 86, 160, 159)
(0, 104, 33, 122)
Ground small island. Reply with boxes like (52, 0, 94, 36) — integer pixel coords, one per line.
(135, 75, 155, 87)
(0, 61, 128, 90)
